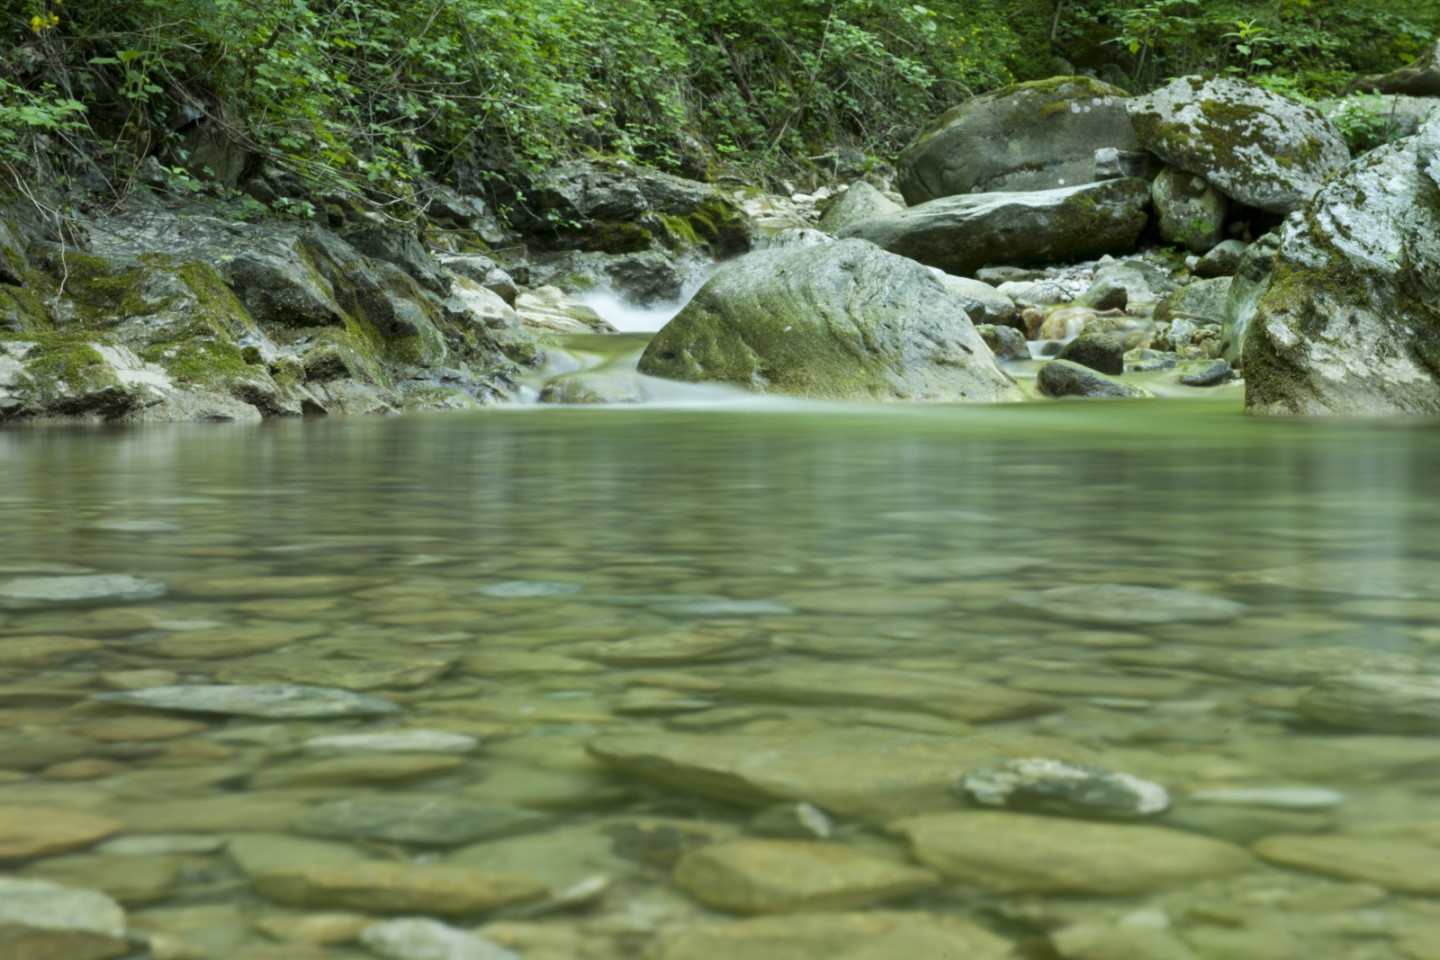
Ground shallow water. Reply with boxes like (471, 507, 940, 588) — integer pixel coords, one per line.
(3, 398, 1440, 958)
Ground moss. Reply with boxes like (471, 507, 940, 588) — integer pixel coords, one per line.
(0, 332, 119, 397)
(992, 75, 1129, 102)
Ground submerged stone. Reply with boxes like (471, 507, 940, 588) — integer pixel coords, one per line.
(960, 758, 1170, 819)
(1009, 584, 1244, 625)
(361, 918, 519, 960)
(252, 862, 547, 914)
(651, 911, 1016, 960)
(1298, 674, 1440, 733)
(91, 684, 400, 718)
(0, 574, 167, 609)
(1254, 834, 1440, 894)
(295, 798, 551, 846)
(1038, 360, 1151, 399)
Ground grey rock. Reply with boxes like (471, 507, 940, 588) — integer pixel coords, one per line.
(1153, 277, 1232, 327)
(1093, 147, 1150, 181)
(1074, 279, 1128, 311)
(0, 877, 126, 937)
(975, 324, 1030, 361)
(839, 179, 1151, 277)
(1127, 75, 1350, 214)
(527, 249, 683, 306)
(1151, 167, 1228, 252)
(934, 273, 1019, 326)
(1346, 39, 1440, 97)
(977, 266, 1048, 285)
(1218, 231, 1280, 365)
(435, 254, 517, 305)
(1195, 239, 1249, 278)
(961, 758, 1170, 819)
(361, 917, 520, 960)
(757, 228, 835, 251)
(637, 240, 1024, 403)
(818, 182, 902, 234)
(1244, 116, 1440, 414)
(91, 684, 400, 718)
(1009, 583, 1245, 625)
(1177, 358, 1234, 386)
(295, 798, 551, 846)
(539, 370, 644, 405)
(0, 573, 167, 609)
(1090, 258, 1180, 305)
(1299, 674, 1440, 733)
(1038, 359, 1150, 399)
(898, 77, 1139, 204)
(1056, 333, 1125, 374)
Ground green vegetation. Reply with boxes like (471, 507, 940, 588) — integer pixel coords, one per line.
(0, 0, 1435, 206)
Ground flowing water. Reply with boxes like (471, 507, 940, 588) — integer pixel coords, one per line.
(3, 394, 1440, 959)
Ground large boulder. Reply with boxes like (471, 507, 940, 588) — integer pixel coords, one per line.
(636, 240, 1024, 402)
(1346, 40, 1440, 97)
(1127, 76, 1350, 214)
(898, 77, 1139, 205)
(1243, 115, 1440, 415)
(817, 182, 902, 234)
(1217, 232, 1281, 365)
(838, 179, 1150, 277)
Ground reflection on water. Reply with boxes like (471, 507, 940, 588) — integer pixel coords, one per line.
(1, 398, 1439, 958)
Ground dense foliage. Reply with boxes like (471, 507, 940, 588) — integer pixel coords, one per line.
(2, 0, 1436, 202)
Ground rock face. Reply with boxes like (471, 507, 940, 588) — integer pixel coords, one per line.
(1217, 232, 1280, 365)
(817, 182, 902, 234)
(898, 77, 1139, 204)
(1127, 76, 1350, 214)
(1347, 40, 1440, 97)
(839, 179, 1150, 277)
(636, 240, 1024, 402)
(1243, 116, 1440, 414)
(1151, 168, 1228, 252)
(671, 840, 938, 914)
(892, 811, 1252, 893)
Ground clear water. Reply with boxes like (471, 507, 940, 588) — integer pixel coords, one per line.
(2, 396, 1440, 958)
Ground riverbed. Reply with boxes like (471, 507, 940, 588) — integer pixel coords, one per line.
(2, 397, 1440, 958)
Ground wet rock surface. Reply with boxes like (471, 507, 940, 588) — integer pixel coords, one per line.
(960, 758, 1170, 819)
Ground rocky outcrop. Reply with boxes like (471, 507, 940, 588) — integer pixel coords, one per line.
(898, 77, 1139, 205)
(636, 240, 1023, 402)
(1346, 40, 1440, 97)
(0, 195, 532, 422)
(838, 179, 1150, 277)
(1127, 76, 1350, 214)
(1243, 114, 1440, 415)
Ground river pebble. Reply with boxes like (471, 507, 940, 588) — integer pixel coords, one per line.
(91, 684, 400, 718)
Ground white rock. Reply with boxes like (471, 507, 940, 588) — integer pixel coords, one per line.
(1189, 787, 1344, 810)
(91, 684, 400, 718)
(0, 877, 126, 937)
(360, 917, 520, 960)
(301, 730, 481, 756)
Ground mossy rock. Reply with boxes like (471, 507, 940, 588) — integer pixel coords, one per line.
(1127, 76, 1350, 215)
(637, 239, 1024, 403)
(898, 76, 1137, 205)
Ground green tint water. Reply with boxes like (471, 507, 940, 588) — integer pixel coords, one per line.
(2, 397, 1439, 957)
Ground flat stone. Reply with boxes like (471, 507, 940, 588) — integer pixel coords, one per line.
(22, 853, 182, 904)
(588, 729, 1095, 822)
(779, 592, 950, 616)
(1229, 560, 1440, 599)
(0, 806, 121, 859)
(216, 655, 452, 691)
(672, 839, 937, 914)
(1162, 805, 1334, 845)
(361, 918, 519, 960)
(185, 576, 378, 598)
(1194, 646, 1421, 684)
(91, 684, 400, 718)
(961, 758, 1170, 819)
(1254, 834, 1440, 894)
(300, 730, 479, 757)
(583, 626, 772, 665)
(892, 811, 1252, 893)
(0, 730, 97, 771)
(97, 835, 226, 856)
(44, 759, 129, 781)
(141, 623, 326, 659)
(0, 877, 125, 936)
(651, 911, 1016, 960)
(118, 796, 307, 833)
(252, 912, 373, 945)
(1188, 788, 1344, 810)
(98, 669, 180, 691)
(1009, 673, 1191, 699)
(249, 754, 466, 789)
(227, 834, 366, 876)
(0, 636, 103, 668)
(0, 574, 168, 609)
(717, 665, 1055, 722)
(0, 927, 130, 959)
(1009, 584, 1244, 625)
(252, 862, 547, 914)
(78, 717, 208, 742)
(476, 581, 582, 598)
(1298, 674, 1440, 733)
(1053, 923, 1201, 960)
(295, 797, 551, 846)
(447, 822, 633, 892)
